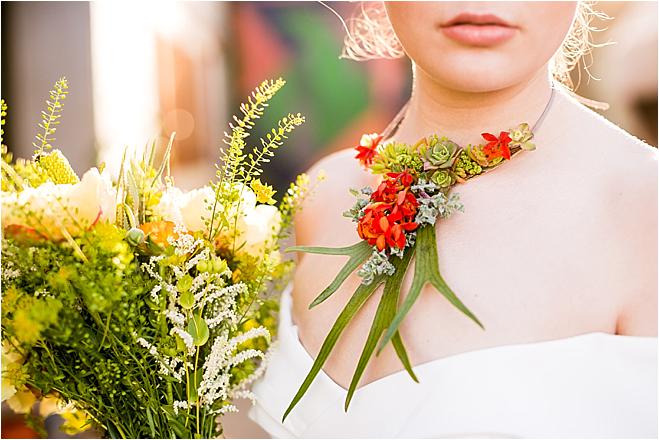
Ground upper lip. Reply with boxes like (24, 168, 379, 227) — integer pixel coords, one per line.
(441, 13, 514, 28)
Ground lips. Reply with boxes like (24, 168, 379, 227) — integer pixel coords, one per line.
(440, 12, 517, 47)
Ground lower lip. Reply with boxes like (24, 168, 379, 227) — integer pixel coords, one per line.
(441, 24, 517, 46)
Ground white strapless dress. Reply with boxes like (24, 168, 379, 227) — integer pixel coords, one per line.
(248, 286, 658, 438)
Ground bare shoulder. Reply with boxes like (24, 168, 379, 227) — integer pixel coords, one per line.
(558, 90, 657, 336)
(294, 148, 373, 246)
(559, 89, 657, 174)
(303, 148, 372, 200)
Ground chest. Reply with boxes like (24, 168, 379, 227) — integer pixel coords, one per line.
(292, 156, 622, 385)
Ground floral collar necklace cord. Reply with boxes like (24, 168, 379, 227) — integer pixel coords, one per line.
(282, 87, 557, 420)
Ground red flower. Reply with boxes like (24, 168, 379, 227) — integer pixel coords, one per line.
(357, 171, 419, 252)
(386, 171, 415, 188)
(481, 131, 512, 161)
(355, 133, 382, 167)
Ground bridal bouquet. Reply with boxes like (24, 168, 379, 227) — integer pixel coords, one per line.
(1, 77, 314, 438)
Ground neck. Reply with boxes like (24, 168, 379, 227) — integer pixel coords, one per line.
(392, 64, 554, 146)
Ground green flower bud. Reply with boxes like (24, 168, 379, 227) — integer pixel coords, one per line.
(196, 260, 209, 273)
(125, 227, 145, 246)
(212, 258, 227, 274)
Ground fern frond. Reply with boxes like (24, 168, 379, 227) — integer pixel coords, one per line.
(33, 77, 69, 155)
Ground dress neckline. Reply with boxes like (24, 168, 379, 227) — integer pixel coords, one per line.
(280, 284, 656, 395)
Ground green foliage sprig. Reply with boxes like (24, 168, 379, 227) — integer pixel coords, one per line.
(33, 77, 68, 155)
(1, 98, 7, 145)
(207, 79, 305, 245)
(115, 134, 174, 229)
(277, 172, 325, 240)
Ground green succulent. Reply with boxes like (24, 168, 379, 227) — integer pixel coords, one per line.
(371, 141, 425, 174)
(509, 122, 535, 151)
(430, 169, 455, 188)
(424, 136, 459, 169)
(466, 144, 489, 166)
(452, 150, 483, 180)
(467, 144, 505, 168)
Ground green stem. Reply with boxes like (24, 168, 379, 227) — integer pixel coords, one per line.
(282, 273, 386, 421)
(99, 311, 112, 350)
(194, 347, 201, 436)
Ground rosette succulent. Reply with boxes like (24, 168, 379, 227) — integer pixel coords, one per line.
(430, 169, 455, 189)
(423, 136, 459, 170)
(509, 123, 535, 151)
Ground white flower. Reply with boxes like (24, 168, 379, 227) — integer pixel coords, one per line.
(360, 133, 380, 148)
(1, 168, 116, 240)
(153, 183, 257, 234)
(238, 204, 281, 255)
(39, 393, 74, 418)
(173, 400, 190, 415)
(180, 187, 216, 232)
(153, 186, 185, 225)
(153, 186, 214, 232)
(231, 182, 257, 216)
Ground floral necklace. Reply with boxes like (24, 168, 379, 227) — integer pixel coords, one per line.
(283, 88, 557, 420)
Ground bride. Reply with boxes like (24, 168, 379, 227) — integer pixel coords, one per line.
(249, 2, 657, 437)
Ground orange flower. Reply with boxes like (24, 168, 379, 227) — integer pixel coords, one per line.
(3, 224, 48, 245)
(139, 221, 177, 247)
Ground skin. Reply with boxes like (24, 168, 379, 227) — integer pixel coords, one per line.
(291, 1, 658, 391)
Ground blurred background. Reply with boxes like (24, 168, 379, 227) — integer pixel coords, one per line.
(0, 1, 656, 438)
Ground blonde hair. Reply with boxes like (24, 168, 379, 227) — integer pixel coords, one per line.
(339, 1, 610, 96)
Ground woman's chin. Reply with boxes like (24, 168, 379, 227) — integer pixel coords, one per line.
(417, 62, 531, 94)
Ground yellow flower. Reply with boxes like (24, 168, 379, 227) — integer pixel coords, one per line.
(2, 341, 24, 402)
(1, 341, 23, 366)
(250, 179, 277, 205)
(6, 389, 36, 414)
(35, 149, 79, 184)
(60, 409, 92, 435)
(11, 309, 42, 345)
(2, 377, 16, 402)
